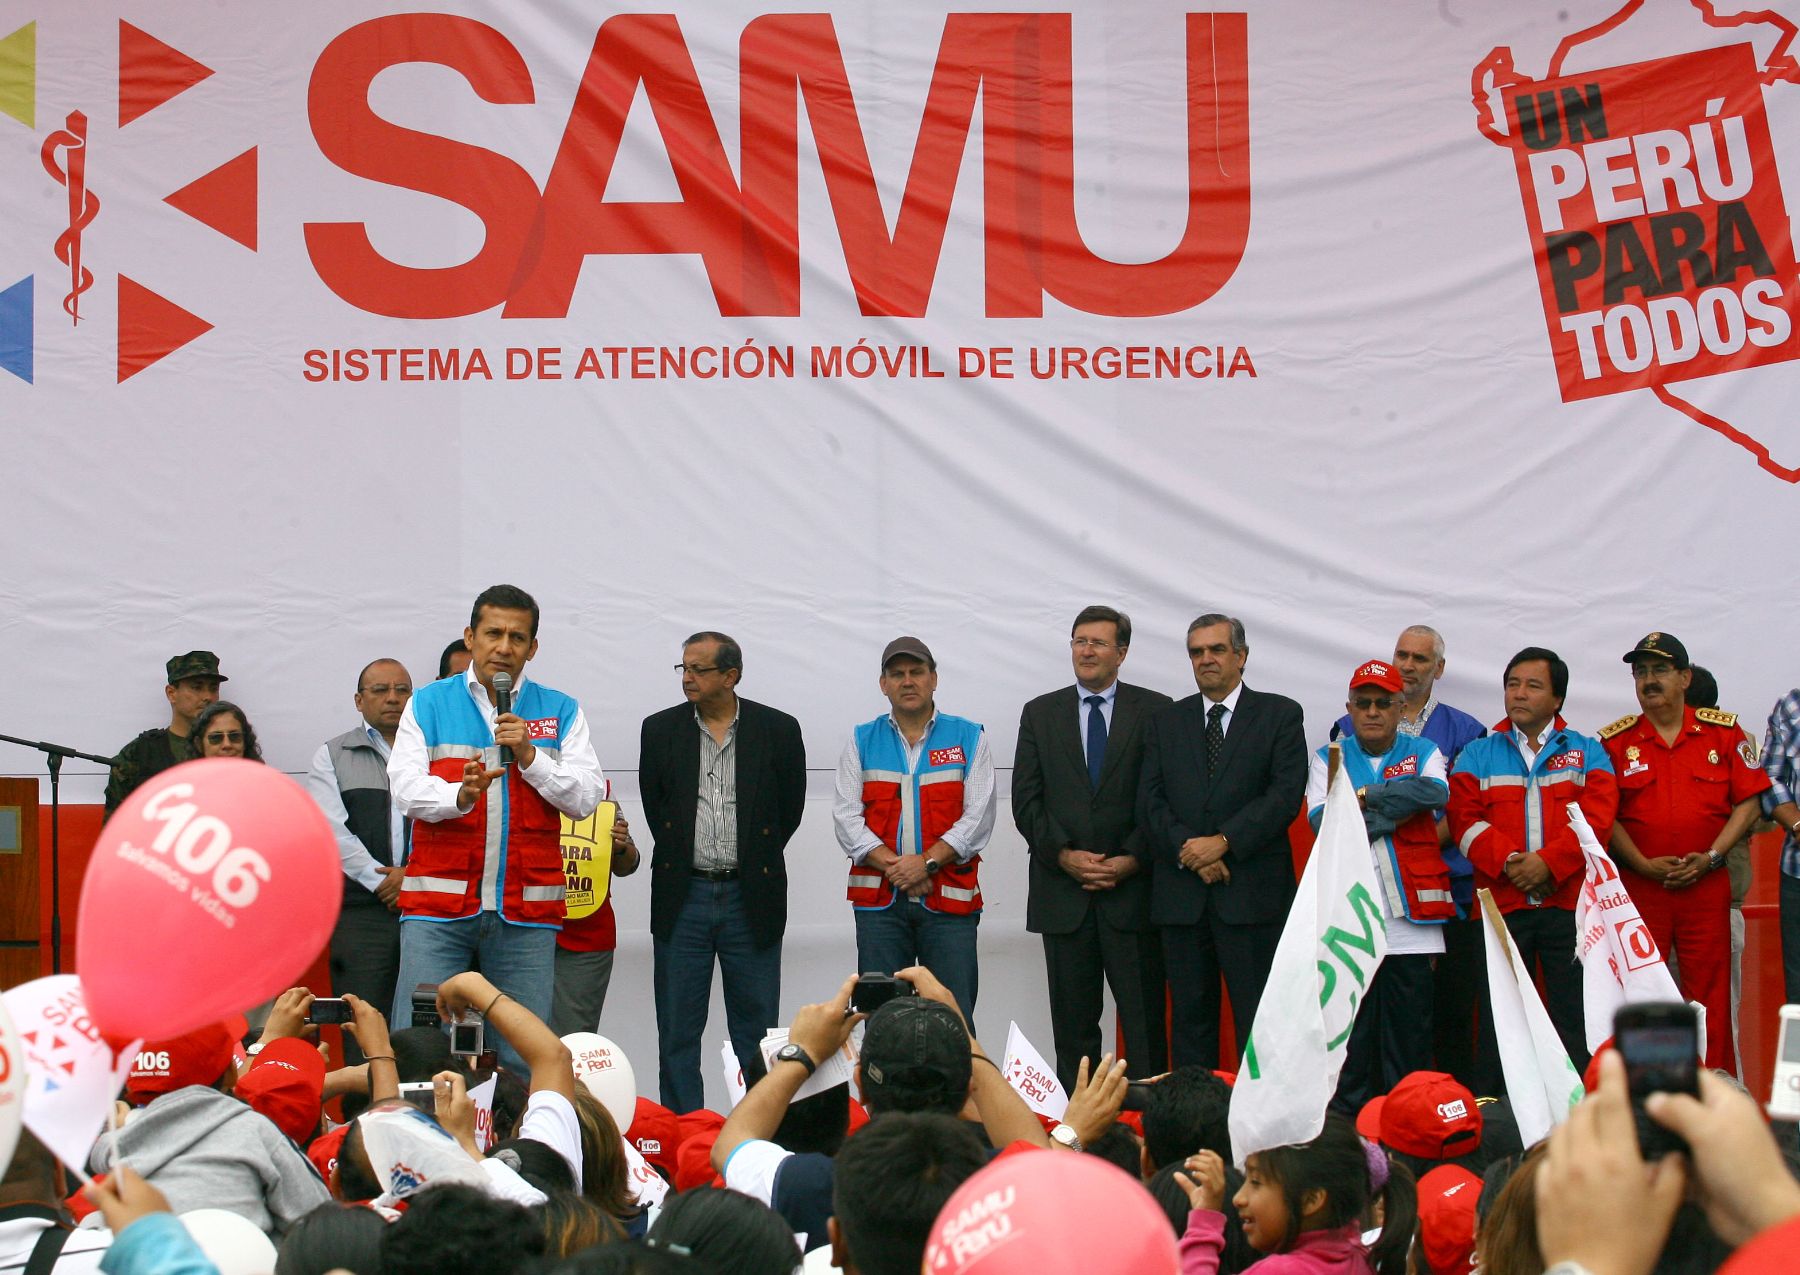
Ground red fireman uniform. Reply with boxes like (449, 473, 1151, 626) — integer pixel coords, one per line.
(1600, 705, 1769, 1072)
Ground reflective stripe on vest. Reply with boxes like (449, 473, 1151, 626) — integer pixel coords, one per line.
(846, 714, 985, 914)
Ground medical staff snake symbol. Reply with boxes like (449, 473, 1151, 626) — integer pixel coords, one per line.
(40, 110, 98, 325)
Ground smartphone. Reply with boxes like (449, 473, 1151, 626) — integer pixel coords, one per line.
(449, 1013, 485, 1058)
(852, 973, 917, 1016)
(306, 998, 353, 1025)
(1121, 1081, 1156, 1113)
(1768, 1005, 1800, 1122)
(397, 1081, 435, 1113)
(1614, 1002, 1700, 1158)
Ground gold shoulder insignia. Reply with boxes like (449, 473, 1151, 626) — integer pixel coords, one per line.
(1597, 714, 1639, 739)
(1695, 707, 1738, 727)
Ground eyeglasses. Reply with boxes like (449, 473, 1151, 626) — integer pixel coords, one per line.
(204, 730, 245, 744)
(674, 663, 722, 676)
(360, 683, 412, 697)
(1069, 638, 1118, 651)
(1350, 697, 1399, 711)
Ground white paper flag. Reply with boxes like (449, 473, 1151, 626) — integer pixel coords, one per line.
(1229, 758, 1388, 1162)
(722, 1041, 748, 1108)
(1569, 805, 1684, 1052)
(1479, 890, 1582, 1146)
(0, 993, 21, 1178)
(2, 975, 138, 1173)
(759, 1028, 858, 1102)
(468, 1074, 498, 1152)
(622, 1137, 670, 1207)
(999, 1021, 1068, 1119)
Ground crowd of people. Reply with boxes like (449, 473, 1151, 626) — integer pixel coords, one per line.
(15, 583, 1799, 1271)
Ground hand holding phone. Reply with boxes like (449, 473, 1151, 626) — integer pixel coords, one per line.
(1614, 1001, 1700, 1159)
(306, 997, 353, 1026)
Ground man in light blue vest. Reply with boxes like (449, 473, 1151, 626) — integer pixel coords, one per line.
(833, 637, 997, 1024)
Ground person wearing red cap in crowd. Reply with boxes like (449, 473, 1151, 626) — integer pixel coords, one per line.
(1415, 1164, 1480, 1274)
(235, 1037, 327, 1147)
(1354, 1072, 1484, 1179)
(1600, 632, 1769, 1072)
(1307, 661, 1455, 1111)
(1448, 646, 1617, 1078)
(91, 1015, 331, 1238)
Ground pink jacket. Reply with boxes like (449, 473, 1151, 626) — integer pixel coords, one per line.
(1182, 1212, 1373, 1275)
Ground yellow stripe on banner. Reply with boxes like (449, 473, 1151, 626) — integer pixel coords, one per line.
(0, 23, 34, 129)
(561, 801, 618, 919)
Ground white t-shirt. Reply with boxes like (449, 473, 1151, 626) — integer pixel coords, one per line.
(0, 1218, 110, 1274)
(480, 1089, 586, 1207)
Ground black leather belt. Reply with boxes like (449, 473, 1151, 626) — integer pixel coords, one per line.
(693, 867, 740, 882)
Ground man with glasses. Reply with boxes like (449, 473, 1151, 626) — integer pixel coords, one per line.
(1447, 647, 1616, 1074)
(1306, 660, 1453, 1109)
(1601, 632, 1769, 1072)
(304, 658, 415, 1059)
(835, 637, 996, 1027)
(640, 631, 806, 1112)
(1013, 605, 1173, 1087)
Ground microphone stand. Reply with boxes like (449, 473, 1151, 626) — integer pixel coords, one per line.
(0, 732, 118, 974)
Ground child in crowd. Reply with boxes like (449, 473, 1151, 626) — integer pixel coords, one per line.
(1176, 1115, 1386, 1275)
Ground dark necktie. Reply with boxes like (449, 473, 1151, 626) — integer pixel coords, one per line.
(1085, 694, 1108, 789)
(1206, 702, 1227, 775)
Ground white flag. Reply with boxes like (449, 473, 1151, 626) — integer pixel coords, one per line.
(999, 1022, 1068, 1119)
(1229, 758, 1388, 1162)
(1569, 805, 1683, 1052)
(722, 1041, 748, 1108)
(0, 992, 21, 1178)
(758, 1028, 858, 1102)
(1478, 890, 1582, 1146)
(622, 1137, 670, 1208)
(1, 975, 139, 1173)
(468, 1074, 498, 1152)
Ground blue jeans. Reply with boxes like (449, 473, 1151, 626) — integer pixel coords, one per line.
(853, 902, 980, 1033)
(653, 880, 783, 1114)
(391, 912, 556, 1074)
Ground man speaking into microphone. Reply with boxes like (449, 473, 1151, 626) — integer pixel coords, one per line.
(387, 584, 606, 1069)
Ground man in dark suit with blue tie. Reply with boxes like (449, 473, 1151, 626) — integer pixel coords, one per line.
(1014, 606, 1174, 1087)
(1139, 613, 1308, 1069)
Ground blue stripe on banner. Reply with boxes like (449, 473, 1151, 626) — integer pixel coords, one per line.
(0, 275, 30, 383)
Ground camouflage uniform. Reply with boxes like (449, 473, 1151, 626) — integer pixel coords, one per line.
(104, 650, 228, 814)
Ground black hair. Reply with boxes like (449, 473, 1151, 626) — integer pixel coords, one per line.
(191, 700, 264, 762)
(1084, 1121, 1144, 1177)
(438, 639, 470, 679)
(488, 1065, 532, 1142)
(1365, 1155, 1416, 1275)
(381, 1182, 545, 1275)
(1143, 1066, 1232, 1170)
(683, 631, 743, 675)
(1686, 665, 1719, 710)
(391, 1028, 457, 1083)
(356, 659, 409, 694)
(1145, 1161, 1259, 1274)
(535, 1189, 623, 1259)
(334, 1112, 389, 1204)
(488, 1136, 576, 1196)
(1504, 646, 1569, 702)
(1244, 1115, 1372, 1252)
(645, 1188, 798, 1275)
(771, 1080, 851, 1157)
(831, 1114, 988, 1275)
(276, 1200, 388, 1275)
(1187, 612, 1247, 653)
(552, 1243, 704, 1274)
(1071, 605, 1132, 648)
(1653, 1203, 1734, 1273)
(471, 584, 541, 637)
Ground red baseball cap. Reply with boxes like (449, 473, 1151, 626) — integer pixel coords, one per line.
(625, 1096, 680, 1180)
(1416, 1164, 1482, 1273)
(1349, 660, 1404, 693)
(1356, 1071, 1483, 1159)
(236, 1037, 325, 1144)
(125, 1015, 249, 1103)
(308, 1122, 350, 1187)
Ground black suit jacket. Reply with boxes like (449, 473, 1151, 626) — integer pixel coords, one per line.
(1137, 685, 1308, 926)
(640, 697, 806, 948)
(1013, 681, 1174, 935)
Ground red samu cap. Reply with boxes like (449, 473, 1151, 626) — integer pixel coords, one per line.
(1416, 1164, 1482, 1273)
(236, 1037, 326, 1145)
(1349, 660, 1404, 694)
(1356, 1071, 1483, 1159)
(125, 1015, 249, 1103)
(625, 1096, 680, 1180)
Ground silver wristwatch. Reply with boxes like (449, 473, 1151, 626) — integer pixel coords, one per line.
(1049, 1123, 1083, 1152)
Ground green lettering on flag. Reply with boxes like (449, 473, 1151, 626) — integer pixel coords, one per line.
(1320, 882, 1386, 990)
(1243, 1035, 1260, 1081)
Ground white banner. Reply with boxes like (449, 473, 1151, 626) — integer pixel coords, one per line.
(1230, 758, 1387, 1162)
(1, 975, 137, 1175)
(1000, 1021, 1068, 1120)
(1479, 890, 1582, 1147)
(1570, 805, 1685, 1052)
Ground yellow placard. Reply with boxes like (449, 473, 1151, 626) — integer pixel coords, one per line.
(560, 801, 617, 920)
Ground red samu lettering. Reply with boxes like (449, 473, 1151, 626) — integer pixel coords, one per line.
(527, 718, 560, 740)
(1382, 757, 1418, 780)
(929, 747, 967, 767)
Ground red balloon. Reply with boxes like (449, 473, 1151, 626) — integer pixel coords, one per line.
(77, 759, 341, 1040)
(923, 1148, 1178, 1273)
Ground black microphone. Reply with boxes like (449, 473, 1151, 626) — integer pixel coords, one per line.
(493, 670, 514, 767)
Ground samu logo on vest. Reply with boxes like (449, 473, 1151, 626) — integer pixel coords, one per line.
(1545, 749, 1584, 771)
(1383, 757, 1418, 780)
(929, 746, 967, 767)
(526, 717, 560, 741)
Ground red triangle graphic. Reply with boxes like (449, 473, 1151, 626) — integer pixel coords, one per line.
(165, 148, 257, 250)
(60, 1058, 76, 1075)
(119, 21, 213, 127)
(21, 1029, 37, 1045)
(118, 275, 213, 382)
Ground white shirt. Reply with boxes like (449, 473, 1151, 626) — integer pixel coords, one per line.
(1076, 680, 1118, 768)
(389, 666, 606, 824)
(1202, 682, 1245, 737)
(0, 1218, 109, 1273)
(1512, 722, 1554, 769)
(304, 723, 406, 893)
(833, 714, 998, 867)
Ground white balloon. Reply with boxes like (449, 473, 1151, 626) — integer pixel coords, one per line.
(177, 1209, 277, 1275)
(562, 1032, 636, 1131)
